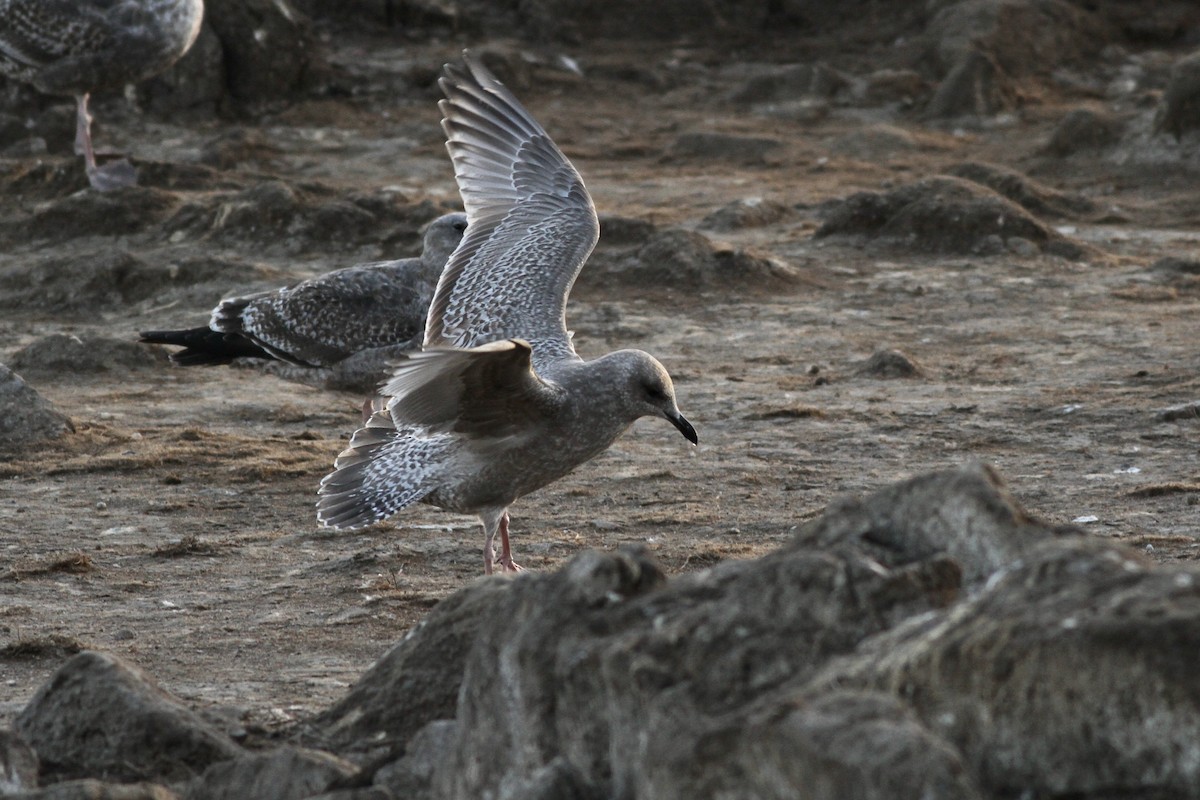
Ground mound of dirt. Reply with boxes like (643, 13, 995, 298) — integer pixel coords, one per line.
(585, 225, 800, 293)
(945, 161, 1099, 219)
(815, 176, 1089, 258)
(0, 365, 73, 449)
(9, 335, 168, 377)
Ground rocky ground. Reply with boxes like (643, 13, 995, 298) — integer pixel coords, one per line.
(2, 0, 1200, 797)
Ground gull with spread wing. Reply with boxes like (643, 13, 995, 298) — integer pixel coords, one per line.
(317, 53, 697, 574)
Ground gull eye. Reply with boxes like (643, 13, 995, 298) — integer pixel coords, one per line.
(643, 383, 667, 401)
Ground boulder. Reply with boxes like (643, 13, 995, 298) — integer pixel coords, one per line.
(820, 537, 1200, 797)
(0, 366, 73, 448)
(15, 651, 243, 783)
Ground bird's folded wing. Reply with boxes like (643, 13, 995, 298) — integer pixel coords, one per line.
(380, 339, 561, 440)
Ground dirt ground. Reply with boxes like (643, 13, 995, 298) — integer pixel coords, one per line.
(2, 26, 1199, 738)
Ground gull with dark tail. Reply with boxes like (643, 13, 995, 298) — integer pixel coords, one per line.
(316, 53, 697, 575)
(138, 213, 467, 390)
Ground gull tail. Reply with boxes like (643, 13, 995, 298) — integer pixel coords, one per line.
(317, 406, 446, 529)
(138, 327, 269, 365)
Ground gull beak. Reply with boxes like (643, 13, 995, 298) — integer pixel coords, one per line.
(666, 410, 698, 445)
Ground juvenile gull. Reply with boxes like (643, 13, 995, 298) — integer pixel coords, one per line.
(0, 0, 204, 191)
(317, 53, 697, 574)
(138, 213, 467, 381)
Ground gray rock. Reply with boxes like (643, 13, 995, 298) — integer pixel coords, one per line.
(668, 132, 782, 165)
(725, 64, 815, 106)
(814, 176, 1089, 258)
(314, 579, 512, 755)
(926, 49, 1014, 118)
(820, 537, 1200, 798)
(15, 651, 242, 783)
(433, 540, 958, 798)
(136, 23, 227, 116)
(584, 227, 799, 292)
(925, 0, 1105, 78)
(183, 746, 356, 800)
(795, 463, 1061, 582)
(637, 690, 982, 800)
(0, 365, 72, 448)
(1044, 108, 1126, 155)
(945, 161, 1098, 218)
(1, 729, 38, 793)
(372, 720, 456, 800)
(202, 0, 319, 105)
(853, 348, 924, 379)
(699, 197, 794, 232)
(10, 335, 168, 376)
(4, 780, 179, 799)
(1156, 50, 1200, 140)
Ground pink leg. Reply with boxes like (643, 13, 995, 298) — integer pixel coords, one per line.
(75, 94, 138, 192)
(74, 94, 96, 168)
(496, 511, 523, 574)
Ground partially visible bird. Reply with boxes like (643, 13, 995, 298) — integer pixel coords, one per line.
(139, 212, 468, 384)
(0, 0, 205, 191)
(316, 54, 697, 575)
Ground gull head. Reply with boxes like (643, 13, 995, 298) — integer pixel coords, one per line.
(422, 212, 469, 265)
(607, 349, 698, 445)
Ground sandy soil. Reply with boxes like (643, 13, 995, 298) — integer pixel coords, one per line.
(2, 32, 1199, 735)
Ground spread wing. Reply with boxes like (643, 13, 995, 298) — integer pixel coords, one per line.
(426, 51, 599, 371)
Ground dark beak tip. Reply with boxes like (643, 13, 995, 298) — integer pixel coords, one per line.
(668, 411, 698, 445)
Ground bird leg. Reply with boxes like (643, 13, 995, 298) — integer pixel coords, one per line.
(75, 94, 137, 192)
(481, 509, 522, 575)
(496, 511, 523, 573)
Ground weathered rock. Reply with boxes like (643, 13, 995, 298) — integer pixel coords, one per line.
(13, 188, 182, 242)
(15, 651, 243, 783)
(4, 780, 179, 799)
(371, 720, 457, 800)
(1044, 108, 1126, 155)
(926, 49, 1015, 118)
(164, 181, 421, 253)
(1, 729, 38, 793)
(10, 335, 168, 377)
(854, 348, 924, 379)
(724, 64, 815, 106)
(945, 161, 1098, 218)
(925, 0, 1108, 79)
(861, 68, 927, 107)
(820, 537, 1200, 798)
(699, 197, 794, 231)
(0, 365, 73, 448)
(667, 132, 783, 165)
(584, 227, 799, 292)
(795, 463, 1060, 582)
(183, 746, 356, 800)
(433, 539, 959, 798)
(202, 0, 320, 105)
(638, 690, 982, 800)
(1156, 50, 1200, 140)
(136, 24, 228, 116)
(814, 176, 1088, 258)
(515, 0, 770, 42)
(0, 251, 162, 313)
(314, 579, 512, 755)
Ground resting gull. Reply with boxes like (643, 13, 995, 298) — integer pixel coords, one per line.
(138, 212, 467, 382)
(316, 53, 698, 574)
(0, 0, 204, 191)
